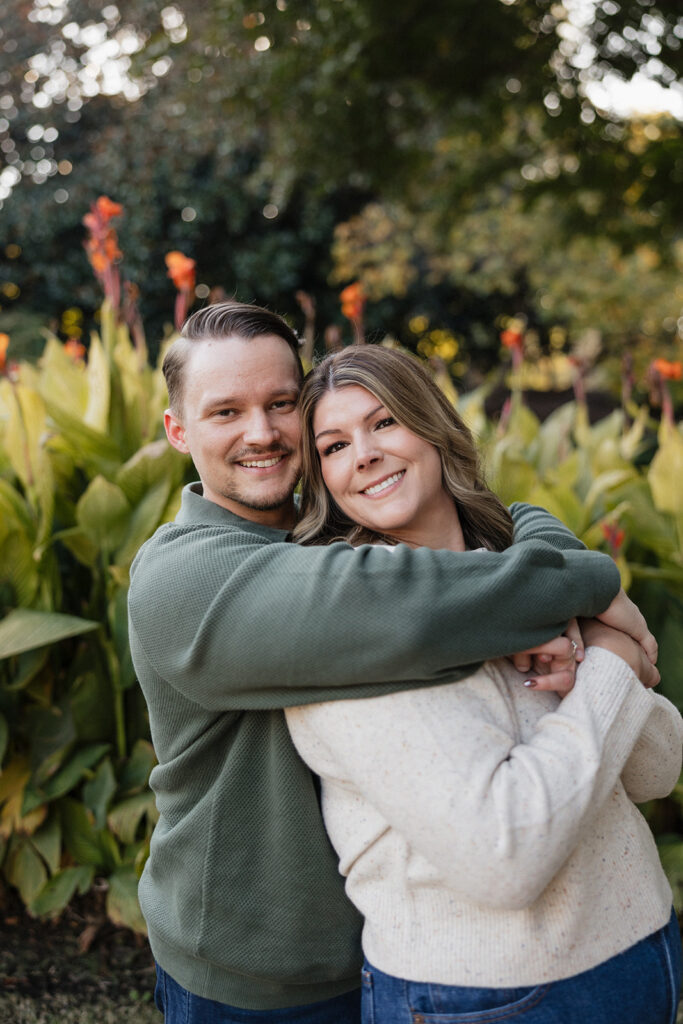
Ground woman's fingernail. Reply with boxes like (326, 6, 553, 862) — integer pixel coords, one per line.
(575, 650, 584, 662)
(524, 679, 537, 688)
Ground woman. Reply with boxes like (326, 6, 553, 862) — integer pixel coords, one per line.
(287, 346, 683, 1024)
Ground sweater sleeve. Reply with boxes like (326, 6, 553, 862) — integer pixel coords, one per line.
(128, 527, 620, 710)
(620, 693, 683, 803)
(286, 648, 655, 911)
(510, 502, 586, 551)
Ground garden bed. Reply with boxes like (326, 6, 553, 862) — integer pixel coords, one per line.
(0, 887, 157, 1024)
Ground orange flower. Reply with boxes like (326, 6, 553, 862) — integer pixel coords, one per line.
(94, 195, 123, 221)
(165, 251, 196, 292)
(340, 282, 366, 322)
(651, 358, 682, 381)
(500, 328, 524, 350)
(601, 521, 625, 556)
(0, 332, 9, 373)
(64, 338, 86, 361)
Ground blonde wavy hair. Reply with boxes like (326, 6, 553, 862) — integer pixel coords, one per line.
(293, 346, 513, 551)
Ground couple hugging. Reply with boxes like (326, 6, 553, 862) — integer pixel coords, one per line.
(128, 301, 682, 1024)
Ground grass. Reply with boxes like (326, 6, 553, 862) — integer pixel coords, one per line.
(0, 992, 158, 1024)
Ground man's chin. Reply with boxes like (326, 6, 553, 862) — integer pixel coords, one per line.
(226, 486, 296, 514)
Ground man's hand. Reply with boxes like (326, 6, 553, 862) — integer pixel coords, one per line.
(580, 618, 660, 688)
(511, 618, 583, 696)
(596, 588, 658, 664)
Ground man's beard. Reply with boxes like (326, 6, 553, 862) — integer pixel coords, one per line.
(219, 478, 298, 513)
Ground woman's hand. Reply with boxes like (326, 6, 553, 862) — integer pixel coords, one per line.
(596, 588, 658, 664)
(579, 618, 661, 688)
(511, 618, 583, 696)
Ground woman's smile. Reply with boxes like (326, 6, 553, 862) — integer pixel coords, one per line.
(359, 470, 406, 497)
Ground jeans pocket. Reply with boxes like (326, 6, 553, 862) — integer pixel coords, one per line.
(154, 963, 166, 1015)
(407, 982, 552, 1023)
(361, 965, 376, 1024)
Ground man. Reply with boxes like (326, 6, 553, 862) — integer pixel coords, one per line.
(128, 301, 625, 1023)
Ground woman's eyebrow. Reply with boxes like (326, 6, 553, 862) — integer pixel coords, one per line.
(315, 403, 385, 440)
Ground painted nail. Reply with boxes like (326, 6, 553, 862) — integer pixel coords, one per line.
(524, 679, 537, 688)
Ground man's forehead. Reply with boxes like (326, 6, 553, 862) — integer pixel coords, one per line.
(187, 333, 298, 374)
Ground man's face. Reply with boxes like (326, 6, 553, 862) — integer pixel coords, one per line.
(165, 334, 302, 527)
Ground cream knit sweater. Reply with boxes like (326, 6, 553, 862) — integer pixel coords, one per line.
(286, 648, 682, 987)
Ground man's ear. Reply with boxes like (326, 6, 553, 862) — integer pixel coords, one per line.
(164, 409, 189, 454)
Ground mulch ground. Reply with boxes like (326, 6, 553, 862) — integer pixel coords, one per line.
(0, 885, 157, 1022)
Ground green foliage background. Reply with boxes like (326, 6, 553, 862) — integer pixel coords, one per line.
(0, 298, 682, 930)
(0, 0, 682, 933)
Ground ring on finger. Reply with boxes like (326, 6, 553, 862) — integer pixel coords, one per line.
(570, 639, 578, 658)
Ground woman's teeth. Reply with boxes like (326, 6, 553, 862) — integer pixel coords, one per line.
(362, 471, 404, 496)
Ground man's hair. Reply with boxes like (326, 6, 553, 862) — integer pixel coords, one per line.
(163, 301, 304, 414)
(293, 345, 513, 552)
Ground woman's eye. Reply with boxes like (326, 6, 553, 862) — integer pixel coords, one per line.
(322, 441, 347, 456)
(375, 416, 395, 429)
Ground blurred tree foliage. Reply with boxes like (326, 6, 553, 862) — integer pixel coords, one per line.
(0, 0, 681, 363)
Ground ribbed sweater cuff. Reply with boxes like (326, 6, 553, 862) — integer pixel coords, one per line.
(567, 646, 654, 762)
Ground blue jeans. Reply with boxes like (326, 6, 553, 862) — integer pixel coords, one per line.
(154, 964, 361, 1023)
(361, 908, 682, 1024)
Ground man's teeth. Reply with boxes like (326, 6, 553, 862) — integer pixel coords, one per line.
(240, 456, 283, 468)
(362, 471, 404, 496)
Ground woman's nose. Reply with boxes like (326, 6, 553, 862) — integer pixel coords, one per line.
(354, 441, 382, 471)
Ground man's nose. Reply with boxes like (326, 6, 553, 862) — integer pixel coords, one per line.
(243, 409, 279, 447)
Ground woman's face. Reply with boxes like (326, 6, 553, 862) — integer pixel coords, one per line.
(312, 384, 457, 545)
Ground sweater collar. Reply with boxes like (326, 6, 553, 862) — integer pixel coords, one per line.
(176, 482, 293, 542)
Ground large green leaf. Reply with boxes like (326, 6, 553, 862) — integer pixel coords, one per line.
(69, 669, 116, 742)
(0, 608, 100, 659)
(649, 421, 683, 519)
(4, 647, 48, 693)
(4, 837, 47, 908)
(108, 792, 158, 845)
(76, 475, 131, 552)
(0, 381, 47, 493)
(115, 476, 172, 568)
(0, 530, 39, 608)
(31, 864, 94, 918)
(108, 587, 136, 692)
(43, 398, 121, 477)
(116, 440, 185, 506)
(26, 697, 76, 787)
(83, 757, 117, 830)
(0, 712, 8, 766)
(117, 740, 156, 795)
(30, 812, 62, 876)
(83, 334, 111, 433)
(59, 797, 107, 868)
(37, 336, 89, 418)
(41, 743, 111, 802)
(106, 866, 148, 935)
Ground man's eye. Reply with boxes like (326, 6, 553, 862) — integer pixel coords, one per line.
(216, 409, 237, 418)
(271, 399, 296, 410)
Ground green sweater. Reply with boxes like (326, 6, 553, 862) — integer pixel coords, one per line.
(128, 483, 620, 1010)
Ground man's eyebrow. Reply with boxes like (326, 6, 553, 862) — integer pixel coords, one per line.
(315, 402, 385, 440)
(202, 388, 299, 412)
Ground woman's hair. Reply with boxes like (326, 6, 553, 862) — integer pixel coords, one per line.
(293, 346, 513, 551)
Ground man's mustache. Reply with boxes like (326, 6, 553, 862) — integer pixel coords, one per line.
(230, 444, 295, 462)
